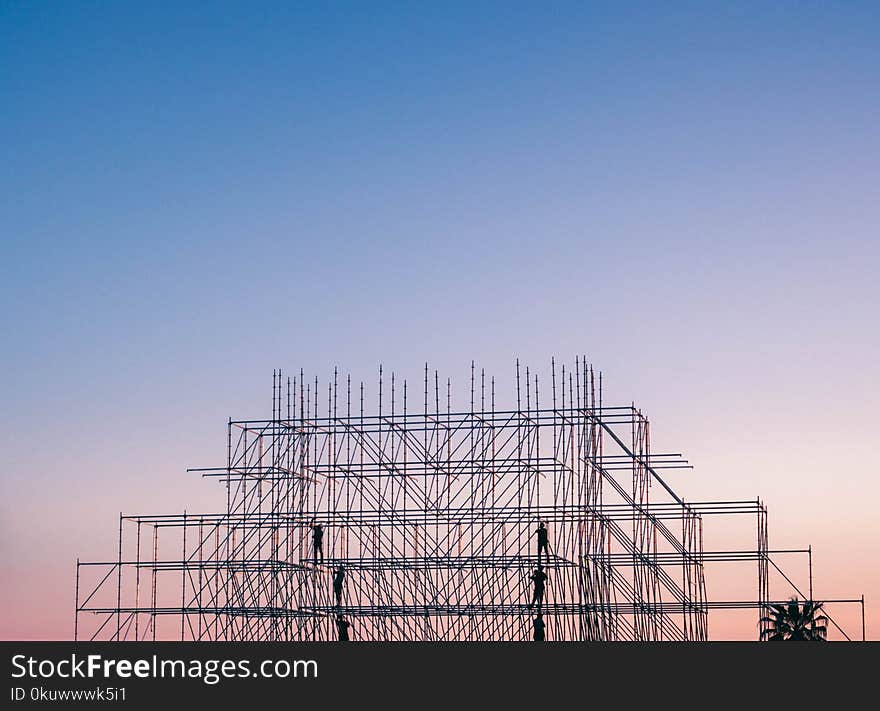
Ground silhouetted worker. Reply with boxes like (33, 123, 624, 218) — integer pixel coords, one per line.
(312, 523, 324, 563)
(535, 521, 549, 562)
(528, 566, 547, 610)
(533, 614, 545, 641)
(333, 566, 346, 607)
(336, 615, 351, 641)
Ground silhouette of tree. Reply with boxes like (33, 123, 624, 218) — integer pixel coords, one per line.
(760, 597, 828, 640)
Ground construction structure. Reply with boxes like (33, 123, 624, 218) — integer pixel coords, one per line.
(74, 359, 866, 641)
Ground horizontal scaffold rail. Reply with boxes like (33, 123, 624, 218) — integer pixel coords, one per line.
(116, 501, 764, 528)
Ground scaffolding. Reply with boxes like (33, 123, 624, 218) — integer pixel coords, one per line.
(74, 359, 865, 641)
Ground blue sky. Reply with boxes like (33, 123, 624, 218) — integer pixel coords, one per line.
(1, 2, 878, 638)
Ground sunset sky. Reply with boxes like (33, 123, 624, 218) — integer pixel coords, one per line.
(1, 2, 877, 640)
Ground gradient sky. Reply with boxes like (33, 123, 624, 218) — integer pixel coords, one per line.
(1, 1, 878, 640)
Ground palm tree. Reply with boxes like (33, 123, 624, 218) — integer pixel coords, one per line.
(760, 597, 828, 640)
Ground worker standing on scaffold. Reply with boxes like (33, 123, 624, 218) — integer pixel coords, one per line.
(535, 521, 549, 563)
(528, 565, 547, 610)
(333, 565, 346, 607)
(336, 615, 351, 641)
(312, 522, 324, 563)
(533, 613, 545, 641)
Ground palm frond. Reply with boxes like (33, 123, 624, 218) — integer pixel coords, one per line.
(760, 597, 828, 641)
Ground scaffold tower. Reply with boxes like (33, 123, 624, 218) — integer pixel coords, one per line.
(74, 358, 865, 641)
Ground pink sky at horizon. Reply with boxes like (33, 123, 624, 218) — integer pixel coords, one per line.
(1, 359, 875, 641)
